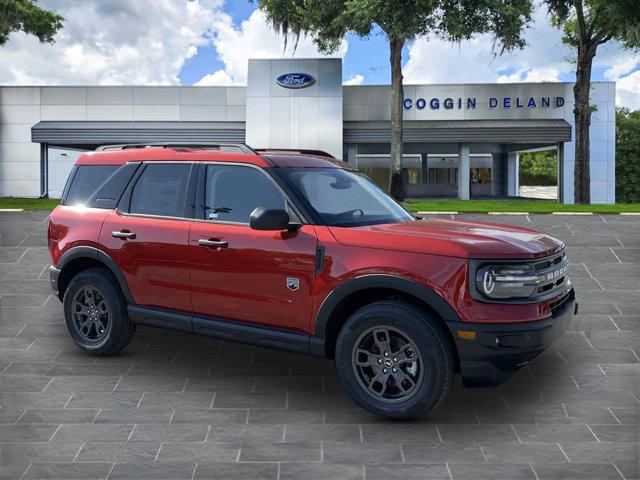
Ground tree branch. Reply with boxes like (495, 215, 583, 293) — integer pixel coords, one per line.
(573, 0, 588, 44)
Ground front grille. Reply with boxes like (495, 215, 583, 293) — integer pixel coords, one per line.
(529, 250, 571, 301)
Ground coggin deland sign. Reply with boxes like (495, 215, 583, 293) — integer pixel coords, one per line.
(403, 95, 565, 110)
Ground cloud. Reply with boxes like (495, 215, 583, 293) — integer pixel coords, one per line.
(0, 0, 224, 85)
(196, 9, 348, 86)
(616, 70, 640, 110)
(343, 74, 364, 85)
(402, 7, 639, 108)
(403, 9, 572, 85)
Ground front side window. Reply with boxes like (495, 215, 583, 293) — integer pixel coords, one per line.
(204, 165, 285, 223)
(282, 168, 414, 227)
(129, 163, 191, 217)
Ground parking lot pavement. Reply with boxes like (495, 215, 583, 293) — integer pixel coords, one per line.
(0, 211, 638, 480)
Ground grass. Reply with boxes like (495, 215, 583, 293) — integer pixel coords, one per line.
(403, 199, 640, 214)
(1, 197, 639, 214)
(0, 198, 60, 210)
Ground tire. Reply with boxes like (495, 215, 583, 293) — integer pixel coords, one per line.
(335, 300, 454, 419)
(63, 267, 135, 355)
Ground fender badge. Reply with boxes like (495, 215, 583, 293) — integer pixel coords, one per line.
(286, 277, 300, 291)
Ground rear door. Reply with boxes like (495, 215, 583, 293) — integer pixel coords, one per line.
(99, 162, 196, 313)
(188, 163, 318, 332)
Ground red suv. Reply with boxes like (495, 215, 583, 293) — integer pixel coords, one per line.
(48, 143, 576, 418)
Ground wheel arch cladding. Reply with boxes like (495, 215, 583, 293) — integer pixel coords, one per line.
(315, 275, 461, 368)
(55, 247, 133, 303)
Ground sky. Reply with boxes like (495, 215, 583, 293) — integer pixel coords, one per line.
(0, 0, 638, 108)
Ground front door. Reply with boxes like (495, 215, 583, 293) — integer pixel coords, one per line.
(99, 162, 194, 313)
(189, 164, 317, 332)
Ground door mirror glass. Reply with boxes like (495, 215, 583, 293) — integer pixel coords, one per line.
(250, 207, 290, 231)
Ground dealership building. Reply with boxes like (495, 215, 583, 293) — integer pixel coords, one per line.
(0, 58, 616, 203)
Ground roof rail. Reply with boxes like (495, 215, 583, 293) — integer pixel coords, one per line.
(255, 148, 335, 159)
(95, 142, 256, 154)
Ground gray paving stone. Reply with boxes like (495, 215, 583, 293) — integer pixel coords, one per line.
(365, 463, 449, 480)
(284, 424, 360, 442)
(322, 441, 403, 464)
(238, 441, 321, 462)
(280, 463, 364, 480)
(448, 462, 536, 480)
(18, 408, 98, 424)
(76, 441, 161, 462)
(532, 462, 624, 479)
(22, 462, 113, 479)
(108, 461, 196, 479)
(195, 462, 278, 480)
(51, 424, 134, 443)
(128, 423, 208, 442)
(1, 212, 638, 480)
(156, 441, 240, 463)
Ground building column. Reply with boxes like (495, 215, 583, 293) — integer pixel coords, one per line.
(346, 144, 357, 166)
(507, 151, 519, 197)
(557, 142, 565, 203)
(457, 143, 470, 200)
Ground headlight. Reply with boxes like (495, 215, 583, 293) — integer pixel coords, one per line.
(475, 264, 539, 299)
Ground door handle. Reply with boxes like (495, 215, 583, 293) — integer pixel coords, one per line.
(112, 230, 136, 239)
(198, 239, 228, 248)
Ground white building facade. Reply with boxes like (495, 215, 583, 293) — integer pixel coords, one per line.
(0, 58, 616, 203)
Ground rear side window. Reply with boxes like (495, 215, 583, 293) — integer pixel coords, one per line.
(63, 165, 118, 205)
(129, 163, 191, 217)
(86, 163, 140, 209)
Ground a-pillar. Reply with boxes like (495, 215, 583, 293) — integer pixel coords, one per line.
(457, 143, 470, 200)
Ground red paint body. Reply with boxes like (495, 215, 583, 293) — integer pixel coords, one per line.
(48, 149, 568, 338)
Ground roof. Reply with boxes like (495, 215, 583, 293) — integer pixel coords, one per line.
(344, 119, 572, 144)
(75, 148, 270, 167)
(74, 147, 349, 169)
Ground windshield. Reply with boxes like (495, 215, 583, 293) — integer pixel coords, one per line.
(281, 168, 415, 227)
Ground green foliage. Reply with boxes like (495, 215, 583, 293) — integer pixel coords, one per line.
(0, 0, 63, 46)
(545, 0, 640, 51)
(616, 108, 640, 203)
(258, 0, 532, 53)
(403, 198, 640, 213)
(519, 150, 558, 186)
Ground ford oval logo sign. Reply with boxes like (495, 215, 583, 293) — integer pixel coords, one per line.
(276, 72, 315, 89)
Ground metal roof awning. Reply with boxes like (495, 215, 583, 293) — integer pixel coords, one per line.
(343, 119, 572, 144)
(32, 121, 246, 147)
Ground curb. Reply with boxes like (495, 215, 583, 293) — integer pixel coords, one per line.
(0, 208, 24, 212)
(488, 212, 529, 215)
(620, 212, 640, 216)
(551, 212, 594, 215)
(416, 211, 459, 215)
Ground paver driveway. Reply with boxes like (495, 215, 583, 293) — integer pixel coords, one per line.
(0, 211, 638, 480)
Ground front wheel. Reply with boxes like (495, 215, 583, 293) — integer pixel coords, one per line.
(63, 268, 135, 355)
(335, 300, 454, 419)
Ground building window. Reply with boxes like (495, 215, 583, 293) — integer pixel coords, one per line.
(471, 168, 492, 184)
(428, 168, 458, 185)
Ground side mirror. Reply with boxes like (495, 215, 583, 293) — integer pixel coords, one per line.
(250, 207, 291, 231)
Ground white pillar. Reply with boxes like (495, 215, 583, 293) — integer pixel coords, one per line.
(507, 151, 519, 197)
(457, 143, 470, 200)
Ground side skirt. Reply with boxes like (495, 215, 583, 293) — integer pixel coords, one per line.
(127, 305, 325, 357)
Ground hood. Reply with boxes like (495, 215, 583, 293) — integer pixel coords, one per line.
(328, 218, 564, 259)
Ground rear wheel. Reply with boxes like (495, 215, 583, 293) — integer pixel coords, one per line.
(63, 268, 135, 355)
(335, 300, 454, 418)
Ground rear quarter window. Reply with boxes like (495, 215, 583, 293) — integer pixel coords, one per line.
(63, 165, 118, 206)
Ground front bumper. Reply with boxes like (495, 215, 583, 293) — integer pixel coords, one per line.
(49, 265, 61, 297)
(447, 288, 576, 387)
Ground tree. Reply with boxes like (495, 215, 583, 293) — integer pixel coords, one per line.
(615, 107, 640, 203)
(0, 0, 64, 46)
(544, 0, 640, 204)
(258, 0, 532, 201)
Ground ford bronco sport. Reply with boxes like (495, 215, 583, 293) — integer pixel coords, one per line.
(48, 143, 576, 418)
